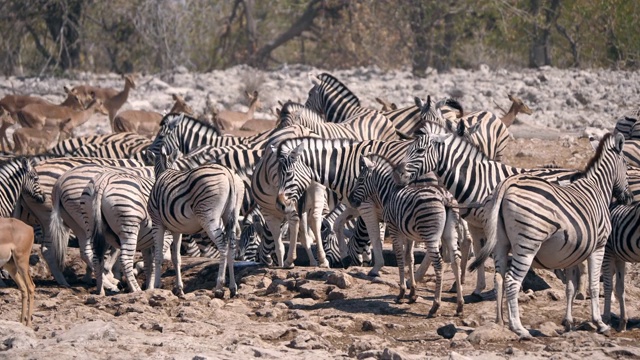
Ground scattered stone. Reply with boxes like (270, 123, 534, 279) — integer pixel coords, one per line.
(449, 351, 473, 360)
(362, 320, 384, 333)
(286, 333, 330, 350)
(265, 280, 287, 295)
(326, 271, 354, 289)
(84, 296, 99, 305)
(545, 341, 571, 352)
(466, 323, 518, 344)
(0, 321, 37, 350)
(437, 323, 457, 339)
(603, 346, 640, 358)
(327, 289, 347, 301)
(546, 289, 562, 301)
(537, 321, 561, 337)
(576, 321, 598, 332)
(56, 320, 118, 343)
(298, 282, 328, 300)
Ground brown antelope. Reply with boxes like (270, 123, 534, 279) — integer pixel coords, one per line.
(71, 84, 119, 103)
(16, 87, 85, 129)
(0, 94, 51, 121)
(113, 94, 190, 138)
(13, 118, 73, 155)
(51, 97, 108, 136)
(105, 74, 137, 129)
(0, 107, 16, 152)
(500, 94, 533, 127)
(213, 90, 261, 131)
(0, 218, 36, 326)
(375, 97, 398, 111)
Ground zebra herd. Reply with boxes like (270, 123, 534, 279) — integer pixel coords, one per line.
(2, 72, 640, 338)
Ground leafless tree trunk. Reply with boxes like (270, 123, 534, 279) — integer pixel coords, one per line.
(528, 0, 560, 68)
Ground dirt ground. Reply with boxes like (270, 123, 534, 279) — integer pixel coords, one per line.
(2, 129, 640, 360)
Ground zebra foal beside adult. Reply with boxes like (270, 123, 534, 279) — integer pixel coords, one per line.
(469, 133, 631, 338)
(347, 154, 463, 317)
(147, 145, 244, 298)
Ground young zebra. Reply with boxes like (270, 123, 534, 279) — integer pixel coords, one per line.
(85, 171, 162, 294)
(602, 199, 640, 331)
(49, 163, 154, 287)
(393, 131, 583, 298)
(147, 145, 244, 298)
(347, 154, 463, 316)
(470, 133, 631, 338)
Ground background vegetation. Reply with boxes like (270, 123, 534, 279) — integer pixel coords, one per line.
(1, 0, 638, 76)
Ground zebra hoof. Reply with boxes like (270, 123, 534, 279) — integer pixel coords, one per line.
(427, 303, 440, 318)
(318, 260, 330, 268)
(367, 270, 380, 278)
(229, 287, 237, 298)
(561, 319, 573, 333)
(283, 260, 295, 269)
(214, 289, 225, 299)
(340, 257, 352, 269)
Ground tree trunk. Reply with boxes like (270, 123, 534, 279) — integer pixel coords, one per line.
(528, 0, 560, 68)
(408, 1, 432, 77)
(43, 0, 83, 70)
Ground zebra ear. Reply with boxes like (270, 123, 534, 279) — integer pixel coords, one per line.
(430, 133, 451, 144)
(456, 120, 466, 136)
(290, 143, 304, 162)
(414, 97, 424, 108)
(588, 135, 600, 151)
(614, 133, 625, 154)
(362, 155, 376, 170)
(309, 73, 321, 86)
(21, 157, 32, 171)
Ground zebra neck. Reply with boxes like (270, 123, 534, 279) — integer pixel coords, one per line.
(437, 138, 521, 204)
(0, 163, 26, 217)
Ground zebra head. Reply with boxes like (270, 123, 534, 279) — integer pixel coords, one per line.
(21, 158, 45, 204)
(274, 141, 312, 214)
(304, 73, 360, 121)
(347, 155, 377, 208)
(148, 113, 184, 155)
(154, 144, 181, 176)
(609, 133, 632, 205)
(276, 102, 306, 129)
(394, 132, 450, 186)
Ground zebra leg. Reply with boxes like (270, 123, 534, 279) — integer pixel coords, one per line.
(171, 232, 184, 297)
(614, 257, 627, 332)
(142, 248, 154, 290)
(78, 234, 96, 284)
(92, 248, 106, 296)
(602, 250, 615, 326)
(425, 235, 443, 317)
(457, 219, 472, 287)
(575, 261, 588, 300)
(467, 225, 488, 297)
(283, 210, 301, 268)
(149, 225, 169, 290)
(308, 186, 329, 267)
(405, 238, 418, 304)
(359, 203, 384, 277)
(505, 248, 540, 339)
(391, 231, 406, 303)
(208, 227, 228, 299)
(263, 213, 285, 267)
(444, 210, 463, 316)
(333, 206, 358, 264)
(297, 211, 317, 267)
(587, 247, 610, 334)
(120, 230, 142, 293)
(414, 252, 431, 283)
(226, 225, 238, 298)
(561, 265, 580, 332)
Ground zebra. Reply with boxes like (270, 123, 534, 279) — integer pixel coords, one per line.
(469, 133, 631, 338)
(392, 130, 585, 298)
(147, 144, 244, 298)
(601, 192, 640, 331)
(17, 157, 147, 286)
(85, 171, 164, 294)
(48, 132, 148, 157)
(69, 135, 151, 163)
(237, 208, 265, 262)
(614, 110, 640, 139)
(621, 138, 640, 167)
(305, 72, 463, 135)
(0, 157, 45, 217)
(347, 154, 463, 316)
(49, 163, 154, 287)
(148, 113, 274, 155)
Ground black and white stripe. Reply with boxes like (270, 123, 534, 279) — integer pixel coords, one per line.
(347, 154, 463, 316)
(147, 145, 244, 298)
(470, 133, 630, 338)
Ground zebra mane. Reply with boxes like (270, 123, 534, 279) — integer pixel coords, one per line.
(279, 101, 307, 118)
(160, 112, 221, 135)
(315, 73, 361, 107)
(362, 153, 397, 172)
(574, 132, 615, 180)
(438, 98, 464, 115)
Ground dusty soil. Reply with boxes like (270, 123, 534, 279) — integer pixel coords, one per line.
(2, 134, 640, 360)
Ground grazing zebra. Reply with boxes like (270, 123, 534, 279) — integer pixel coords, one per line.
(148, 113, 273, 155)
(70, 135, 151, 162)
(49, 163, 154, 287)
(18, 157, 146, 286)
(147, 145, 244, 298)
(0, 157, 45, 216)
(393, 130, 583, 297)
(470, 133, 631, 338)
(621, 138, 640, 167)
(614, 112, 639, 139)
(86, 171, 163, 294)
(49, 132, 148, 157)
(602, 198, 640, 331)
(347, 154, 463, 316)
(237, 208, 265, 262)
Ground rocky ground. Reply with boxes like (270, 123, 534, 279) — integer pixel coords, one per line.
(1, 66, 640, 359)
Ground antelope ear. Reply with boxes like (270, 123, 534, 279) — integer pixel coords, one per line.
(508, 94, 514, 101)
(614, 133, 625, 154)
(64, 86, 72, 94)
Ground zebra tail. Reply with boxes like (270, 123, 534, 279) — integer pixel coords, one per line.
(89, 179, 108, 264)
(468, 181, 508, 272)
(49, 189, 72, 271)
